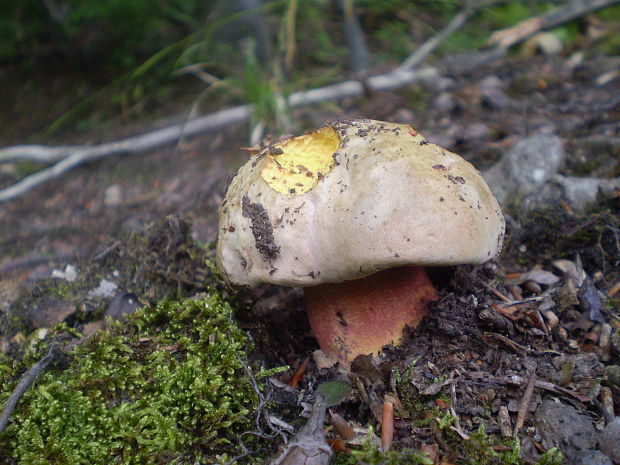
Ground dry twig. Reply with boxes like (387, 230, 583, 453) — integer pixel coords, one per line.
(288, 357, 309, 389)
(488, 0, 620, 49)
(513, 365, 537, 436)
(396, 5, 476, 72)
(482, 332, 529, 356)
(0, 342, 60, 433)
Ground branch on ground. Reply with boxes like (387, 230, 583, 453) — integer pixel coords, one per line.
(488, 0, 620, 49)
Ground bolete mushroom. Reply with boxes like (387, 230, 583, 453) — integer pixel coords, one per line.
(216, 119, 504, 362)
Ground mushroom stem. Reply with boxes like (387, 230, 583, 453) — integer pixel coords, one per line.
(304, 266, 438, 362)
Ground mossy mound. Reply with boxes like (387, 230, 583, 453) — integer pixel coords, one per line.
(0, 292, 258, 464)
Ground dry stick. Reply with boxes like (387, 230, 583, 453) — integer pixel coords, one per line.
(287, 357, 309, 389)
(483, 331, 529, 356)
(0, 342, 59, 433)
(395, 5, 476, 72)
(0, 103, 249, 202)
(395, 0, 542, 73)
(513, 364, 537, 437)
(0, 145, 80, 163)
(488, 0, 620, 49)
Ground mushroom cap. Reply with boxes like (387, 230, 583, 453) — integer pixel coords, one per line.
(216, 119, 505, 287)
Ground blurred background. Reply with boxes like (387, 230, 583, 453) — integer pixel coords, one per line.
(2, 0, 619, 144)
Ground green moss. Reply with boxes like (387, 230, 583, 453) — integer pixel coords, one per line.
(462, 425, 521, 465)
(389, 365, 564, 465)
(536, 448, 564, 465)
(391, 364, 447, 427)
(333, 428, 433, 465)
(0, 292, 260, 464)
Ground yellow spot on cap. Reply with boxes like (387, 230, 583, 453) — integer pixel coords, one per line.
(260, 126, 340, 195)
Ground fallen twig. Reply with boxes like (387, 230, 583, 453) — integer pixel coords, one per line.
(513, 365, 537, 436)
(448, 406, 470, 440)
(482, 281, 512, 303)
(0, 145, 81, 164)
(288, 357, 309, 389)
(488, 0, 620, 49)
(396, 0, 539, 73)
(93, 241, 121, 261)
(396, 5, 476, 72)
(503, 374, 592, 403)
(0, 342, 60, 433)
(447, 382, 470, 440)
(482, 332, 529, 356)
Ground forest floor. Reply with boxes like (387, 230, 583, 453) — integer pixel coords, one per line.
(1, 48, 619, 464)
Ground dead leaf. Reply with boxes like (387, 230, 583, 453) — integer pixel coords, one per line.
(508, 269, 560, 286)
(578, 276, 606, 324)
(329, 410, 355, 440)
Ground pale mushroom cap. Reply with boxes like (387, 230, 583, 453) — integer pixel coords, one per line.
(216, 119, 505, 287)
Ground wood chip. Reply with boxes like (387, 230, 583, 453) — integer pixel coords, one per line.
(498, 405, 512, 438)
(599, 387, 615, 424)
(609, 280, 620, 298)
(329, 410, 355, 440)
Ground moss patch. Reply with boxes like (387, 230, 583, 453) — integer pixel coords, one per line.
(0, 292, 259, 464)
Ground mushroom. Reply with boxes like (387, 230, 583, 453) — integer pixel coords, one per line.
(216, 119, 504, 362)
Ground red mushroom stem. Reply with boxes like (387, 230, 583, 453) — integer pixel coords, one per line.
(304, 266, 438, 362)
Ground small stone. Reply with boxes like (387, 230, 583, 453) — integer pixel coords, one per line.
(569, 450, 612, 465)
(104, 184, 123, 207)
(483, 134, 565, 208)
(104, 292, 141, 322)
(433, 92, 457, 113)
(88, 279, 118, 299)
(551, 175, 620, 213)
(463, 122, 489, 141)
(28, 298, 77, 328)
(612, 329, 620, 355)
(604, 365, 620, 387)
(598, 418, 620, 464)
(51, 264, 78, 282)
(479, 75, 510, 110)
(533, 398, 597, 459)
